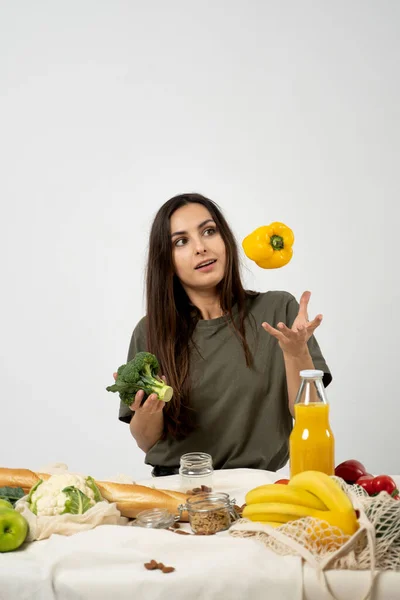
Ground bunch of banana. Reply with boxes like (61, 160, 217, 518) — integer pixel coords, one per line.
(242, 471, 359, 537)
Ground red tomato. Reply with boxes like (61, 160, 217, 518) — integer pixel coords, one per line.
(274, 478, 290, 485)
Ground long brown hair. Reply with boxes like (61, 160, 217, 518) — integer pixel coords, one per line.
(146, 193, 253, 439)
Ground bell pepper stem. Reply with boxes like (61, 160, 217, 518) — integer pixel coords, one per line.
(270, 235, 284, 250)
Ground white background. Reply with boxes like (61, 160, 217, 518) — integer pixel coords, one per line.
(1, 1, 399, 480)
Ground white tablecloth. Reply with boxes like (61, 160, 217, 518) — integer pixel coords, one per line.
(1, 469, 399, 600)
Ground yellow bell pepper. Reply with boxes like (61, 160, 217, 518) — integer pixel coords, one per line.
(242, 222, 294, 269)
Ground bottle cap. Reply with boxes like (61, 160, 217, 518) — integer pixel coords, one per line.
(299, 369, 324, 379)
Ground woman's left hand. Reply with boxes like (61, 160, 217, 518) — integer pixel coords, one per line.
(262, 291, 323, 358)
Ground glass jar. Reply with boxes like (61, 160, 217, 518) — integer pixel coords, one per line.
(134, 508, 177, 529)
(178, 492, 239, 535)
(289, 369, 335, 477)
(179, 452, 214, 491)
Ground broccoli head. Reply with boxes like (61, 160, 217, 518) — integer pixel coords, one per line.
(106, 351, 173, 406)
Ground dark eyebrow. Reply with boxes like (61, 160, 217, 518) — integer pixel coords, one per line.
(171, 219, 216, 238)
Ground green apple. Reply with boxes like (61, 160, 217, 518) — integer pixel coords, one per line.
(0, 508, 28, 552)
(0, 500, 13, 510)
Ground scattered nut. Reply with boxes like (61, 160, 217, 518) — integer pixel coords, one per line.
(186, 485, 213, 495)
(232, 504, 245, 520)
(144, 560, 176, 573)
(172, 529, 191, 535)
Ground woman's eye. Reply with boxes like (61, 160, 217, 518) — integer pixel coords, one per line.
(203, 227, 216, 236)
(174, 238, 187, 247)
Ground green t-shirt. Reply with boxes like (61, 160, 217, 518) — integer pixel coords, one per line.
(118, 291, 331, 471)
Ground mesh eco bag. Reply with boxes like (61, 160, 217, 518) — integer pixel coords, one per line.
(230, 477, 400, 600)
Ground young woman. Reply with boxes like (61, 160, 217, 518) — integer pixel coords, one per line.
(118, 193, 331, 476)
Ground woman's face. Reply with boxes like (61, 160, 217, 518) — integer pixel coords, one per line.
(170, 203, 226, 292)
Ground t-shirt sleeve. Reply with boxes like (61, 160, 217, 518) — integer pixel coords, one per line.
(286, 296, 332, 388)
(118, 317, 147, 424)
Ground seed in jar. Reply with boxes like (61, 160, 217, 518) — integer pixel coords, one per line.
(190, 509, 231, 534)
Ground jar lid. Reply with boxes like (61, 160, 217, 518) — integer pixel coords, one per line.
(135, 508, 176, 529)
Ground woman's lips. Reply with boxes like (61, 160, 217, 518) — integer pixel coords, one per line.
(195, 259, 217, 272)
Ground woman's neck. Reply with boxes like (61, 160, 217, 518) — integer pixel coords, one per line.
(185, 288, 224, 320)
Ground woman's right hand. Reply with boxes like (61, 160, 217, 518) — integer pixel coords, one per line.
(113, 373, 166, 415)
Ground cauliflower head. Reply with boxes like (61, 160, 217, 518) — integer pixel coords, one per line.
(27, 473, 103, 517)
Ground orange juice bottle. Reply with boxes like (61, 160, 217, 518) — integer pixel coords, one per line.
(289, 369, 335, 477)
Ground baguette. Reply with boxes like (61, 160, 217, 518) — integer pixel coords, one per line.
(0, 467, 189, 521)
(0, 468, 50, 493)
(96, 480, 188, 520)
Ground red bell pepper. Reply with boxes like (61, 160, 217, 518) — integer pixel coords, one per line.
(373, 475, 399, 498)
(274, 478, 289, 485)
(356, 475, 376, 495)
(356, 474, 399, 499)
(334, 459, 368, 484)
